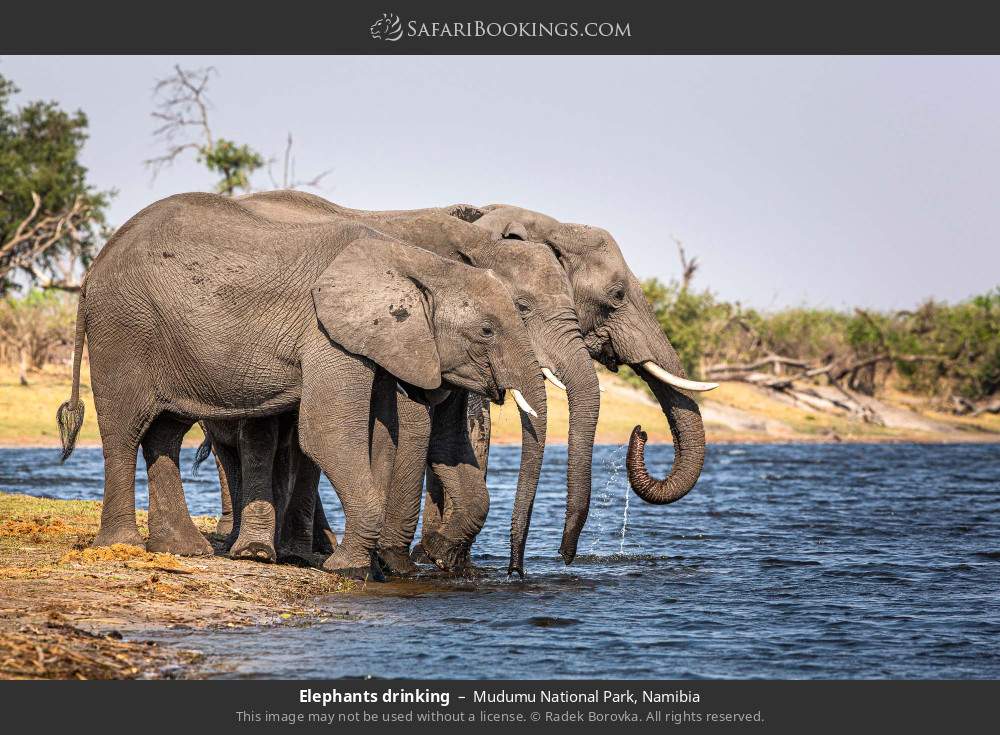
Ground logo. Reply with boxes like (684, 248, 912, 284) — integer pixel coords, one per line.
(370, 13, 403, 41)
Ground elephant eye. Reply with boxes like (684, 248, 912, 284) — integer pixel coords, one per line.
(515, 299, 532, 315)
(480, 324, 495, 338)
(608, 284, 626, 305)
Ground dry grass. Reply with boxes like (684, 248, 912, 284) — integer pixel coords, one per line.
(0, 363, 203, 447)
(0, 622, 201, 680)
(0, 492, 354, 680)
(3, 362, 997, 451)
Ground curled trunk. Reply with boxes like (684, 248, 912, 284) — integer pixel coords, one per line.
(625, 363, 706, 504)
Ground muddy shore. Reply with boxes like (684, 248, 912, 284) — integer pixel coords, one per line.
(0, 492, 354, 679)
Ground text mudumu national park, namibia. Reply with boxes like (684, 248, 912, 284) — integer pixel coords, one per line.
(299, 688, 700, 708)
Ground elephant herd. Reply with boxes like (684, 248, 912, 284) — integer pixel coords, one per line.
(57, 190, 716, 579)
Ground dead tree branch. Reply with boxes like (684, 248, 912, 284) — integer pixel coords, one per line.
(266, 133, 333, 190)
(145, 65, 216, 178)
(0, 194, 91, 289)
(672, 234, 699, 291)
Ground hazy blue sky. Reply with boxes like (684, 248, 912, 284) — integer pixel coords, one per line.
(2, 55, 997, 310)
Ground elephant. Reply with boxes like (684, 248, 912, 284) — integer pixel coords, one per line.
(195, 414, 338, 552)
(442, 204, 718, 520)
(278, 198, 716, 564)
(198, 394, 429, 565)
(56, 192, 547, 577)
(211, 190, 601, 576)
(196, 414, 337, 561)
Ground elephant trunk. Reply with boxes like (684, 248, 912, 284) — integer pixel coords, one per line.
(625, 352, 707, 505)
(507, 369, 547, 577)
(556, 339, 600, 565)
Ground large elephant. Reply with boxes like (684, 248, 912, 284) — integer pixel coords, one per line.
(450, 205, 718, 520)
(231, 191, 601, 575)
(56, 192, 547, 577)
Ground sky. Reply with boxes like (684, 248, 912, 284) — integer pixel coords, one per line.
(2, 55, 997, 310)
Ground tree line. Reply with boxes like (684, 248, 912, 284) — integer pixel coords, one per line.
(2, 67, 998, 417)
(628, 253, 1000, 418)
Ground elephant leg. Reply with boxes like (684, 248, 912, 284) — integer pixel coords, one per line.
(312, 489, 338, 554)
(92, 435, 144, 549)
(89, 383, 152, 548)
(214, 452, 235, 536)
(210, 439, 242, 550)
(278, 425, 324, 557)
(412, 482, 442, 564)
(298, 363, 393, 580)
(376, 391, 432, 575)
(143, 413, 213, 556)
(229, 416, 280, 563)
(413, 392, 491, 565)
(420, 391, 491, 571)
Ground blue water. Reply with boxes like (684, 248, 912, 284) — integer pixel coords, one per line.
(3, 442, 1000, 679)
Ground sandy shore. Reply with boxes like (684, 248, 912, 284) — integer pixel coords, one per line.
(0, 492, 354, 679)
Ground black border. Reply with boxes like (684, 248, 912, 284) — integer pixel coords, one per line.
(2, 1, 998, 54)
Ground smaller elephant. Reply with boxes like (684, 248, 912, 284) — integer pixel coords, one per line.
(195, 414, 335, 562)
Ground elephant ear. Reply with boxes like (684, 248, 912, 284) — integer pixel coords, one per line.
(312, 237, 442, 390)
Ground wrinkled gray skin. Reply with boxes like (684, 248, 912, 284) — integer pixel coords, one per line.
(456, 205, 707, 514)
(198, 415, 337, 561)
(56, 193, 546, 578)
(232, 191, 599, 575)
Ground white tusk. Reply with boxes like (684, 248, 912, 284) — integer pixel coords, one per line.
(541, 367, 567, 391)
(641, 361, 719, 392)
(510, 389, 539, 418)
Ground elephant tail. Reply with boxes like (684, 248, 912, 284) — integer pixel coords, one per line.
(192, 432, 213, 474)
(57, 289, 87, 463)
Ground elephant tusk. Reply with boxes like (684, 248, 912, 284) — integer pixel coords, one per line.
(641, 361, 719, 392)
(510, 389, 539, 418)
(541, 367, 567, 391)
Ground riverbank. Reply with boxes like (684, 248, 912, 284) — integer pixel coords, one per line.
(0, 492, 353, 679)
(3, 364, 999, 448)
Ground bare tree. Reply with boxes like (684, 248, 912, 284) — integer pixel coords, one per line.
(146, 66, 332, 195)
(267, 133, 334, 190)
(145, 65, 216, 178)
(672, 234, 699, 291)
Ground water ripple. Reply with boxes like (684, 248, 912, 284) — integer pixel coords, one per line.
(3, 442, 1000, 679)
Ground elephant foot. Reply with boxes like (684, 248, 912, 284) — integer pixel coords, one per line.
(92, 522, 145, 550)
(276, 549, 315, 567)
(376, 545, 418, 576)
(215, 513, 234, 537)
(147, 525, 214, 556)
(146, 511, 213, 556)
(313, 528, 339, 555)
(230, 536, 276, 563)
(420, 531, 472, 573)
(229, 500, 277, 562)
(322, 547, 386, 582)
(409, 541, 433, 565)
(278, 539, 313, 559)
